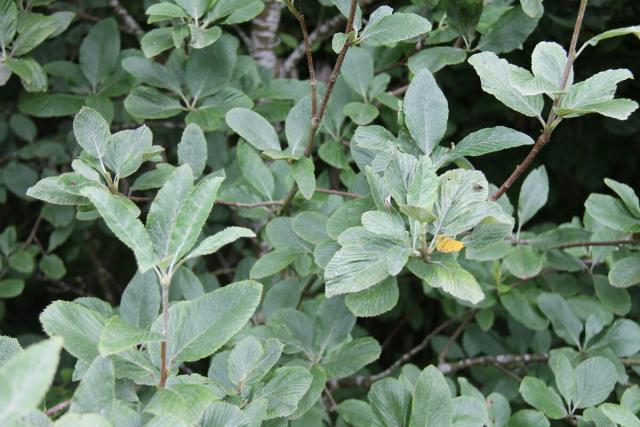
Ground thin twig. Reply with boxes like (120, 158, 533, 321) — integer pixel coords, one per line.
(438, 353, 549, 374)
(438, 310, 475, 365)
(280, 0, 359, 210)
(340, 315, 461, 387)
(490, 0, 588, 201)
(21, 209, 43, 249)
(107, 0, 144, 37)
(158, 282, 170, 388)
(45, 399, 71, 417)
(551, 239, 640, 250)
(128, 194, 285, 209)
(315, 188, 360, 198)
(287, 3, 318, 118)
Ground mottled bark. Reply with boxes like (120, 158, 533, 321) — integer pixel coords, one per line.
(250, 1, 285, 72)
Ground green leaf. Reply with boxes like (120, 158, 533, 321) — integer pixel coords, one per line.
(468, 52, 544, 118)
(98, 315, 162, 356)
(500, 289, 549, 330)
(122, 56, 183, 95)
(360, 12, 431, 46)
(410, 365, 453, 427)
(39, 254, 66, 279)
(342, 47, 374, 98)
(186, 226, 255, 260)
(558, 69, 638, 120)
(4, 57, 47, 92)
(604, 178, 640, 218)
(73, 107, 111, 163)
(321, 337, 381, 379)
(609, 256, 640, 288)
(344, 102, 379, 125)
(583, 26, 640, 49)
(80, 186, 156, 272)
(593, 274, 631, 315)
(291, 157, 316, 200)
(0, 336, 21, 367)
(452, 396, 488, 427)
(408, 47, 467, 74)
(440, 0, 483, 44)
(285, 95, 312, 156)
(293, 212, 329, 244)
(146, 164, 194, 265)
(124, 86, 184, 119)
(531, 42, 572, 90)
(593, 319, 640, 357)
(507, 410, 549, 427)
(40, 300, 106, 362)
(79, 19, 120, 89)
(228, 336, 283, 387)
(254, 366, 313, 419)
(0, 278, 25, 298)
(449, 126, 534, 160)
(250, 247, 301, 279)
(18, 93, 84, 117)
(325, 228, 410, 297)
(151, 280, 262, 364)
(140, 27, 174, 57)
(146, 2, 189, 21)
(0, 338, 63, 424)
(519, 376, 567, 419)
(9, 250, 34, 274)
(166, 173, 225, 265)
(585, 193, 640, 233)
(175, 0, 209, 19)
(225, 108, 281, 151)
(407, 258, 484, 304)
(574, 357, 617, 409)
(0, 0, 17, 49)
(537, 293, 582, 348)
(368, 377, 411, 427)
(504, 246, 544, 279)
(178, 123, 207, 178)
(104, 125, 153, 179)
(186, 34, 237, 100)
(520, 0, 544, 17)
(11, 12, 58, 56)
(477, 6, 541, 54)
(190, 25, 221, 49)
(518, 165, 548, 229)
(120, 271, 161, 329)
(600, 403, 640, 427)
(404, 69, 448, 154)
(431, 169, 489, 236)
(345, 276, 399, 317)
(70, 357, 115, 414)
(237, 142, 274, 198)
(337, 399, 375, 427)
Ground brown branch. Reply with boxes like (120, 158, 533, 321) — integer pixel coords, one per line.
(338, 315, 461, 387)
(490, 0, 588, 201)
(551, 239, 640, 250)
(315, 188, 359, 198)
(438, 353, 549, 374)
(287, 4, 318, 119)
(438, 310, 475, 365)
(107, 0, 143, 38)
(128, 194, 284, 209)
(158, 281, 170, 388)
(21, 210, 43, 249)
(280, 0, 359, 210)
(45, 399, 71, 417)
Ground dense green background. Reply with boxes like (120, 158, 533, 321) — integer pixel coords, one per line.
(1, 0, 638, 372)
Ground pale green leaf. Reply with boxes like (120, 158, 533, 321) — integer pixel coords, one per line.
(404, 69, 448, 154)
(410, 365, 453, 427)
(80, 186, 156, 272)
(518, 165, 548, 228)
(468, 52, 544, 118)
(254, 366, 313, 419)
(186, 226, 255, 260)
(519, 376, 567, 419)
(226, 108, 280, 151)
(0, 338, 62, 424)
(98, 316, 162, 356)
(151, 280, 262, 364)
(449, 126, 534, 160)
(321, 337, 381, 379)
(609, 257, 640, 288)
(574, 357, 617, 408)
(178, 124, 207, 178)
